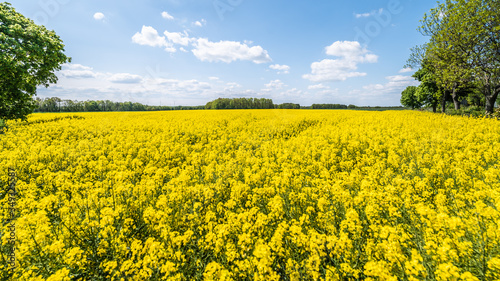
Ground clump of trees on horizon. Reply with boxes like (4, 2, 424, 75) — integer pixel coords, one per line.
(205, 98, 275, 109)
(277, 103, 301, 109)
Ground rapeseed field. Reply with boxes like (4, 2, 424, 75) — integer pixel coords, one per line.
(1, 110, 499, 280)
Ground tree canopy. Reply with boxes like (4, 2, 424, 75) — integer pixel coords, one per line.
(400, 86, 421, 110)
(407, 0, 500, 113)
(0, 2, 70, 120)
(205, 98, 275, 110)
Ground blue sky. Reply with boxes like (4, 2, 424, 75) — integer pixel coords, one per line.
(11, 0, 435, 106)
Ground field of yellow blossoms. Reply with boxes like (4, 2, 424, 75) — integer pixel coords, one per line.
(1, 110, 500, 280)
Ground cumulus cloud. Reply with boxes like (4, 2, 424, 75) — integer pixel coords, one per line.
(132, 26, 176, 52)
(164, 30, 193, 46)
(303, 59, 367, 82)
(269, 64, 290, 74)
(303, 41, 377, 82)
(325, 41, 378, 63)
(132, 26, 272, 64)
(192, 38, 272, 64)
(161, 11, 174, 20)
(93, 12, 105, 21)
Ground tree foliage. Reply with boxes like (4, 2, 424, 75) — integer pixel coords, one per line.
(410, 0, 500, 113)
(311, 104, 350, 110)
(205, 98, 275, 110)
(278, 103, 301, 109)
(0, 2, 70, 120)
(400, 86, 421, 109)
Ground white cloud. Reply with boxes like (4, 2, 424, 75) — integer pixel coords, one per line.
(161, 11, 174, 20)
(108, 73, 143, 84)
(399, 67, 413, 73)
(269, 64, 290, 74)
(308, 83, 330, 90)
(132, 26, 176, 52)
(303, 59, 367, 82)
(62, 64, 93, 71)
(60, 64, 96, 78)
(303, 41, 377, 82)
(355, 8, 383, 18)
(265, 79, 286, 90)
(132, 26, 271, 65)
(362, 75, 419, 93)
(192, 38, 272, 64)
(93, 12, 105, 21)
(209, 77, 220, 81)
(193, 19, 207, 27)
(325, 41, 378, 63)
(164, 30, 193, 46)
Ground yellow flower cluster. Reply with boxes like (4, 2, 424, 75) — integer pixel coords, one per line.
(1, 110, 500, 280)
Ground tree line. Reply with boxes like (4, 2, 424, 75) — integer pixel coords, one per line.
(401, 0, 499, 114)
(34, 97, 379, 112)
(34, 97, 204, 112)
(204, 98, 302, 110)
(312, 104, 357, 110)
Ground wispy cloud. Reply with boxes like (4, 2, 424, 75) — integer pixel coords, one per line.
(354, 8, 383, 18)
(161, 11, 174, 20)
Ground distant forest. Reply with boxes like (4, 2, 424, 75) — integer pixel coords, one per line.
(33, 97, 205, 112)
(33, 97, 404, 112)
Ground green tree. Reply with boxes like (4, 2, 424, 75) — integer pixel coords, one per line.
(400, 86, 421, 109)
(412, 65, 440, 113)
(419, 0, 500, 113)
(419, 3, 473, 111)
(0, 3, 70, 121)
